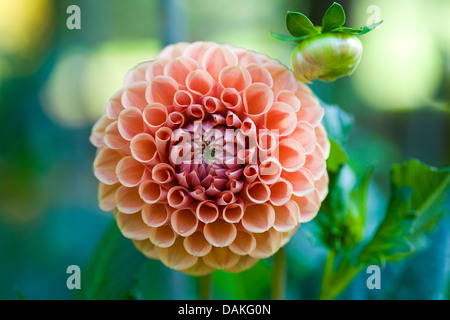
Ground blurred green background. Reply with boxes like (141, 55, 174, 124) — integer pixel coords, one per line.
(0, 0, 448, 300)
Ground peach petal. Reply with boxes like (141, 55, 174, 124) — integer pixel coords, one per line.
(224, 255, 258, 273)
(157, 42, 189, 59)
(258, 157, 282, 185)
(249, 228, 283, 259)
(164, 56, 199, 85)
(243, 83, 274, 121)
(132, 239, 158, 259)
(146, 75, 178, 106)
(167, 186, 193, 209)
(139, 180, 167, 204)
(240, 117, 257, 137)
(186, 69, 214, 97)
(273, 200, 300, 232)
(196, 200, 219, 224)
(115, 186, 144, 214)
(145, 59, 169, 81)
(156, 237, 198, 270)
(98, 182, 120, 211)
(292, 189, 321, 223)
(149, 225, 177, 248)
(216, 191, 236, 206)
(105, 90, 125, 120)
(152, 162, 175, 185)
(229, 231, 257, 255)
(154, 127, 173, 159)
(170, 208, 198, 237)
(187, 104, 205, 121)
(203, 96, 225, 114)
(203, 219, 237, 247)
(257, 130, 278, 158)
(243, 164, 258, 183)
(117, 107, 144, 141)
(265, 102, 297, 136)
(141, 203, 169, 227)
(316, 171, 329, 201)
(304, 144, 327, 180)
(276, 90, 301, 112)
(90, 115, 113, 147)
(283, 168, 315, 197)
(245, 181, 271, 204)
(290, 121, 317, 155)
(222, 199, 245, 223)
(121, 81, 148, 109)
(182, 260, 215, 276)
(219, 65, 251, 92)
(225, 111, 242, 128)
(295, 91, 324, 127)
(315, 124, 330, 159)
(183, 231, 212, 257)
(234, 48, 263, 66)
(246, 63, 273, 87)
(93, 147, 122, 185)
(115, 210, 150, 240)
(202, 45, 238, 80)
(173, 90, 193, 112)
(183, 41, 215, 62)
(130, 133, 159, 164)
(167, 111, 185, 129)
(269, 179, 293, 206)
(124, 61, 151, 86)
(277, 138, 306, 172)
(242, 203, 275, 233)
(202, 247, 240, 270)
(142, 103, 168, 133)
(104, 121, 129, 150)
(116, 156, 148, 187)
(265, 62, 297, 95)
(220, 88, 243, 114)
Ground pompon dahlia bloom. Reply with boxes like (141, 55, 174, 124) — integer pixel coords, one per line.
(90, 41, 329, 275)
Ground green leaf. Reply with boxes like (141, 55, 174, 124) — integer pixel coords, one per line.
(318, 165, 372, 252)
(320, 101, 354, 144)
(286, 11, 319, 37)
(322, 2, 346, 33)
(359, 159, 450, 264)
(327, 139, 348, 172)
(269, 32, 309, 43)
(75, 221, 147, 300)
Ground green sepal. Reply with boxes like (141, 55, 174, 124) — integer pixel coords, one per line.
(321, 2, 346, 33)
(286, 11, 319, 37)
(269, 32, 309, 43)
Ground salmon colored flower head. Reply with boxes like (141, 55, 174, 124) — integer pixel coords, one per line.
(90, 41, 329, 275)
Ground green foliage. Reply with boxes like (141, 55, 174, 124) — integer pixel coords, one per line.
(270, 2, 382, 43)
(75, 222, 147, 300)
(359, 160, 450, 265)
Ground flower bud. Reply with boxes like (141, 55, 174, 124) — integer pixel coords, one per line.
(291, 33, 363, 82)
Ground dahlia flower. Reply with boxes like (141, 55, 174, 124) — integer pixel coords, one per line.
(90, 41, 329, 275)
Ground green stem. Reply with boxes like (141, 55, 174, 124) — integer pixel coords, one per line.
(318, 253, 363, 300)
(271, 247, 287, 300)
(198, 274, 212, 300)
